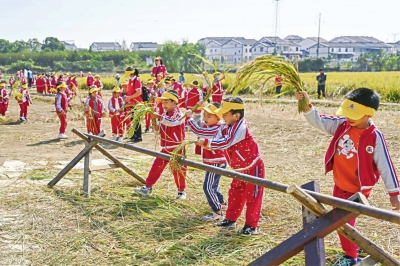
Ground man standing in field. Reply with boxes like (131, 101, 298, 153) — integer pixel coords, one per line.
(316, 68, 327, 99)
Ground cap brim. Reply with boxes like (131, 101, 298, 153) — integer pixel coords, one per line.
(200, 106, 222, 119)
(156, 96, 170, 102)
(214, 107, 230, 115)
(335, 106, 364, 120)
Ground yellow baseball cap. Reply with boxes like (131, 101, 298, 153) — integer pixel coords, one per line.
(156, 91, 178, 103)
(215, 100, 245, 115)
(57, 82, 67, 89)
(199, 103, 222, 119)
(336, 99, 376, 120)
(21, 84, 28, 89)
(111, 86, 121, 93)
(89, 86, 99, 94)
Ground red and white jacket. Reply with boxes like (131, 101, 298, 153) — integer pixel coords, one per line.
(108, 96, 124, 117)
(85, 96, 104, 117)
(157, 106, 185, 152)
(186, 87, 203, 113)
(0, 87, 9, 104)
(86, 75, 94, 87)
(55, 91, 68, 113)
(187, 119, 226, 165)
(9, 78, 15, 86)
(18, 89, 32, 105)
(204, 119, 262, 172)
(212, 81, 223, 96)
(304, 105, 400, 196)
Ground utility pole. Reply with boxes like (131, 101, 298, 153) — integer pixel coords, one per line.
(317, 13, 321, 58)
(273, 0, 281, 55)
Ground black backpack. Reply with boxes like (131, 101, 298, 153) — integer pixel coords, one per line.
(141, 85, 149, 102)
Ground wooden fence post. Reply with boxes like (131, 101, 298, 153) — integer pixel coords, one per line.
(83, 142, 92, 197)
(301, 181, 326, 266)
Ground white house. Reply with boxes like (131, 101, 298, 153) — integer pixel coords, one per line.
(284, 35, 304, 44)
(90, 42, 121, 52)
(61, 41, 78, 51)
(329, 36, 395, 54)
(130, 42, 158, 52)
(198, 37, 245, 46)
(204, 39, 224, 62)
(388, 41, 400, 53)
(298, 37, 328, 56)
(221, 39, 257, 63)
(308, 43, 330, 58)
(251, 37, 302, 60)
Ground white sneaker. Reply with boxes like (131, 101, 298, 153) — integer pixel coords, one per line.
(58, 134, 68, 139)
(202, 212, 223, 222)
(176, 191, 187, 200)
(117, 137, 123, 142)
(112, 136, 117, 141)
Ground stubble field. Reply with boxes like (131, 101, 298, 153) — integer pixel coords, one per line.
(0, 91, 399, 265)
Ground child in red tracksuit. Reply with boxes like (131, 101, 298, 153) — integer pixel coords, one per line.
(17, 84, 32, 121)
(296, 88, 400, 265)
(197, 97, 265, 235)
(134, 90, 187, 199)
(55, 82, 69, 139)
(84, 86, 104, 135)
(144, 79, 156, 132)
(0, 81, 9, 117)
(211, 72, 225, 104)
(187, 102, 228, 222)
(108, 86, 125, 142)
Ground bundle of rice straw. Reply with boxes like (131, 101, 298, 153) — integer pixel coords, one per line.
(230, 55, 309, 113)
(126, 103, 154, 139)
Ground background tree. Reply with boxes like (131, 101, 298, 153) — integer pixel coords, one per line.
(41, 37, 65, 52)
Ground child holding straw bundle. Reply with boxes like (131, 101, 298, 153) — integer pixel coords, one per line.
(196, 97, 265, 235)
(124, 67, 143, 142)
(16, 83, 32, 122)
(134, 90, 187, 199)
(55, 82, 69, 139)
(108, 86, 125, 142)
(84, 86, 104, 135)
(187, 102, 227, 221)
(0, 80, 9, 118)
(295, 89, 399, 265)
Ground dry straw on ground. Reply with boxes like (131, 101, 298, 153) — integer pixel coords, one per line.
(1, 92, 399, 265)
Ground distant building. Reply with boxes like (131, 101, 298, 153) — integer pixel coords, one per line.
(298, 37, 328, 55)
(61, 41, 78, 51)
(221, 39, 257, 63)
(308, 36, 396, 61)
(130, 42, 158, 52)
(388, 40, 400, 53)
(284, 35, 304, 44)
(90, 42, 121, 52)
(197, 37, 245, 46)
(251, 37, 302, 60)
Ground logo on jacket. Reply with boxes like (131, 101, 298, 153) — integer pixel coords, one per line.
(366, 145, 374, 154)
(347, 104, 355, 110)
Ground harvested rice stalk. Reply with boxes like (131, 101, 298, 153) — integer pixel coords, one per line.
(126, 103, 154, 139)
(230, 55, 309, 113)
(169, 141, 197, 174)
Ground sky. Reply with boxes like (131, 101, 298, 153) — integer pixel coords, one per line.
(1, 0, 400, 48)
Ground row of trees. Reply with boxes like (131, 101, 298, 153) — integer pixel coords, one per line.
(0, 37, 206, 73)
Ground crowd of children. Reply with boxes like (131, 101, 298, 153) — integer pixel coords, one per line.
(1, 58, 399, 265)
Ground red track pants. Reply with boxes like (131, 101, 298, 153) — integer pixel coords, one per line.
(145, 148, 187, 191)
(111, 115, 124, 136)
(212, 94, 223, 104)
(19, 102, 28, 118)
(58, 112, 68, 134)
(86, 115, 102, 135)
(0, 103, 8, 116)
(145, 113, 151, 128)
(333, 185, 370, 259)
(225, 160, 265, 228)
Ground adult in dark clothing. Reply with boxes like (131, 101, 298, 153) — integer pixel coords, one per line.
(316, 68, 327, 99)
(27, 69, 33, 88)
